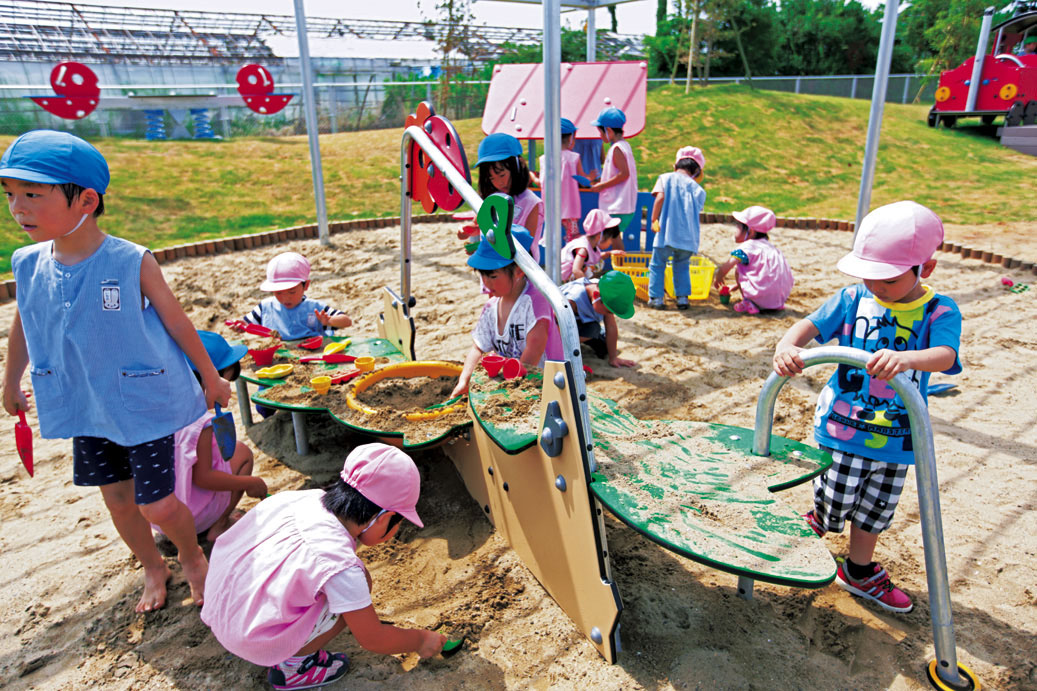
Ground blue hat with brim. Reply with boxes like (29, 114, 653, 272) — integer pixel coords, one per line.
(592, 107, 626, 129)
(467, 226, 535, 270)
(560, 118, 577, 135)
(475, 133, 523, 166)
(0, 130, 110, 194)
(195, 330, 248, 373)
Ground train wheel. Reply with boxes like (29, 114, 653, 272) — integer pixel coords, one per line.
(1023, 101, 1037, 126)
(940, 115, 957, 128)
(927, 107, 938, 128)
(981, 114, 996, 126)
(1005, 101, 1025, 126)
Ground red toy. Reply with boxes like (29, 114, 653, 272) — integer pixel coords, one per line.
(15, 410, 33, 477)
(30, 62, 100, 120)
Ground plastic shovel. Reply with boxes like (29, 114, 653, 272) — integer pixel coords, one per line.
(441, 637, 465, 658)
(298, 352, 356, 364)
(330, 369, 364, 385)
(211, 403, 236, 461)
(15, 410, 33, 477)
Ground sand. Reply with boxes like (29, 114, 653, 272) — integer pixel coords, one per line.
(1, 220, 1035, 690)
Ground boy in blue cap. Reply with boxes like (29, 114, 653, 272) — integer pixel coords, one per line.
(536, 117, 591, 243)
(451, 226, 562, 397)
(589, 106, 639, 239)
(1, 130, 232, 613)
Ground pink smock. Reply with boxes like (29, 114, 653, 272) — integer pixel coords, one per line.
(598, 140, 637, 215)
(200, 490, 364, 666)
(513, 188, 545, 261)
(560, 237, 602, 282)
(734, 238, 794, 310)
(539, 149, 582, 221)
(152, 413, 231, 536)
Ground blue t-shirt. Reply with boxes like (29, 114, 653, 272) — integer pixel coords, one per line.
(808, 284, 962, 464)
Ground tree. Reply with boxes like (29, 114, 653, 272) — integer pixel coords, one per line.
(420, 0, 477, 119)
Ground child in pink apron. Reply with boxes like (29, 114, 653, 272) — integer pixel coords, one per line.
(713, 206, 794, 314)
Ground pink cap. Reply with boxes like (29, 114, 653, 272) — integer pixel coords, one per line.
(340, 443, 423, 527)
(732, 206, 776, 233)
(582, 209, 621, 236)
(675, 146, 705, 171)
(260, 252, 310, 291)
(837, 201, 944, 280)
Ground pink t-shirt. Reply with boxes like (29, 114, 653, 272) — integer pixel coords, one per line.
(472, 281, 563, 364)
(152, 413, 231, 536)
(201, 490, 365, 666)
(598, 140, 637, 215)
(513, 188, 545, 261)
(560, 236, 602, 282)
(539, 149, 582, 221)
(733, 238, 794, 310)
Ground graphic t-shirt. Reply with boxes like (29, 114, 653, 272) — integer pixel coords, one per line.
(472, 282, 562, 363)
(808, 284, 962, 464)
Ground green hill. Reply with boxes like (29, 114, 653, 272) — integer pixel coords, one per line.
(2, 83, 1035, 276)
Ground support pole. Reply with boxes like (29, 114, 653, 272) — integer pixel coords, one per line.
(853, 0, 899, 236)
(586, 4, 596, 61)
(965, 8, 995, 113)
(543, 0, 562, 283)
(293, 0, 330, 245)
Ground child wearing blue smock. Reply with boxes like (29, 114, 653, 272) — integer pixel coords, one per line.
(243, 251, 352, 341)
(648, 146, 707, 310)
(1, 130, 232, 613)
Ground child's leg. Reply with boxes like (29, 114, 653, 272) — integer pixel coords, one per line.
(647, 246, 670, 301)
(205, 443, 256, 543)
(848, 524, 880, 565)
(99, 479, 172, 613)
(670, 248, 693, 300)
(268, 609, 350, 689)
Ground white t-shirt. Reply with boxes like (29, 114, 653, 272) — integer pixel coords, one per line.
(323, 565, 372, 614)
(472, 283, 560, 364)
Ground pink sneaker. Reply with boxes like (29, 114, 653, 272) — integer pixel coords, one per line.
(733, 299, 760, 314)
(836, 560, 913, 613)
(802, 510, 826, 538)
(268, 650, 350, 690)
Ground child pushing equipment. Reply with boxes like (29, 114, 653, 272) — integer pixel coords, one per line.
(201, 444, 446, 690)
(713, 205, 794, 314)
(1, 130, 232, 612)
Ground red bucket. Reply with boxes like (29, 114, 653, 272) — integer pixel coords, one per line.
(248, 345, 279, 367)
(482, 354, 505, 377)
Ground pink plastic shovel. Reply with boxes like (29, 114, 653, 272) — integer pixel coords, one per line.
(15, 410, 33, 477)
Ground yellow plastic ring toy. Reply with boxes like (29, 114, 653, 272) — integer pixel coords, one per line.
(256, 364, 294, 379)
(346, 361, 463, 416)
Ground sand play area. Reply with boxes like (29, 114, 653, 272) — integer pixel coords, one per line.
(1, 219, 1035, 690)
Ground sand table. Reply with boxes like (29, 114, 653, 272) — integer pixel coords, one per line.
(2, 220, 1035, 690)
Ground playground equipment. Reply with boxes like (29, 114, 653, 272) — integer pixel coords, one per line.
(928, 5, 1037, 149)
(29, 62, 294, 139)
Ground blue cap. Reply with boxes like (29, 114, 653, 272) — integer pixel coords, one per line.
(592, 107, 626, 129)
(560, 118, 577, 135)
(467, 226, 534, 270)
(475, 133, 523, 166)
(0, 130, 110, 194)
(194, 330, 248, 373)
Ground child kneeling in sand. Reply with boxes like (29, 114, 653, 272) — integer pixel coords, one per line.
(151, 331, 267, 543)
(452, 227, 562, 397)
(713, 205, 794, 313)
(201, 444, 446, 690)
(561, 271, 638, 367)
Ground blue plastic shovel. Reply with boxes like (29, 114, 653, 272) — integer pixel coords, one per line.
(212, 403, 236, 461)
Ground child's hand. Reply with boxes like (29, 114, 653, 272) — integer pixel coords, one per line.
(773, 346, 806, 377)
(417, 630, 447, 659)
(651, 219, 660, 233)
(204, 376, 233, 409)
(2, 386, 29, 416)
(450, 379, 469, 399)
(246, 477, 268, 498)
(609, 356, 636, 368)
(866, 349, 912, 381)
(314, 309, 333, 327)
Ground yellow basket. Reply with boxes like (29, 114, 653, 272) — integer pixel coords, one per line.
(612, 253, 715, 301)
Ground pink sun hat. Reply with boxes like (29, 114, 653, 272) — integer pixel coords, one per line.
(837, 201, 944, 280)
(675, 146, 706, 171)
(260, 251, 310, 291)
(582, 209, 622, 236)
(732, 206, 776, 233)
(340, 443, 424, 527)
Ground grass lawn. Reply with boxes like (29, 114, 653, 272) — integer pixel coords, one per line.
(2, 83, 1035, 276)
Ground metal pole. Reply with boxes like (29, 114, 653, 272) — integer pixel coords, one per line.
(965, 8, 995, 113)
(292, 0, 330, 245)
(543, 0, 562, 284)
(752, 346, 966, 689)
(586, 5, 596, 61)
(853, 0, 899, 236)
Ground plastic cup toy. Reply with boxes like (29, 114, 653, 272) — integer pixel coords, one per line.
(502, 358, 527, 380)
(482, 354, 505, 377)
(718, 285, 731, 305)
(354, 356, 376, 372)
(310, 375, 332, 395)
(248, 345, 279, 367)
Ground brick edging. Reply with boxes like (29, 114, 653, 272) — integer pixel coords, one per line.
(1, 213, 1033, 302)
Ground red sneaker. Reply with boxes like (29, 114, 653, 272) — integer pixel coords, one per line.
(267, 650, 349, 690)
(836, 560, 913, 613)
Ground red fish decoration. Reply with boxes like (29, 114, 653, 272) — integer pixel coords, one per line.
(404, 102, 471, 213)
(236, 64, 293, 115)
(31, 62, 100, 120)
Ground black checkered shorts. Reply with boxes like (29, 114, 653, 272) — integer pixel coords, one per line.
(812, 446, 910, 534)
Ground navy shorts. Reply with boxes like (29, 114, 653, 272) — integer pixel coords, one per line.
(576, 319, 604, 340)
(72, 434, 176, 505)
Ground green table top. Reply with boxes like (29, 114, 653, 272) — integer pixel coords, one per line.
(239, 336, 406, 387)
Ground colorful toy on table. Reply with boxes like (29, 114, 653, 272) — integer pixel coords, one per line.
(773, 200, 962, 615)
(241, 252, 353, 341)
(475, 133, 544, 261)
(589, 107, 639, 241)
(647, 145, 707, 311)
(2, 129, 230, 613)
(560, 271, 637, 368)
(201, 444, 447, 688)
(713, 205, 794, 315)
(452, 220, 563, 398)
(537, 117, 589, 243)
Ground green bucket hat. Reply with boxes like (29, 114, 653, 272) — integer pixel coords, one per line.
(598, 271, 636, 319)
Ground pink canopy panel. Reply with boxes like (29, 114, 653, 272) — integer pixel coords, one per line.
(481, 61, 647, 140)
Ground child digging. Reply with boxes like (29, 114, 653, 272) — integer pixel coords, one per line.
(713, 205, 794, 313)
(201, 444, 447, 690)
(1, 130, 232, 611)
(773, 201, 961, 613)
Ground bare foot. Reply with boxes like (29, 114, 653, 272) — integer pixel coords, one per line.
(179, 547, 209, 607)
(136, 562, 171, 613)
(205, 510, 244, 543)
